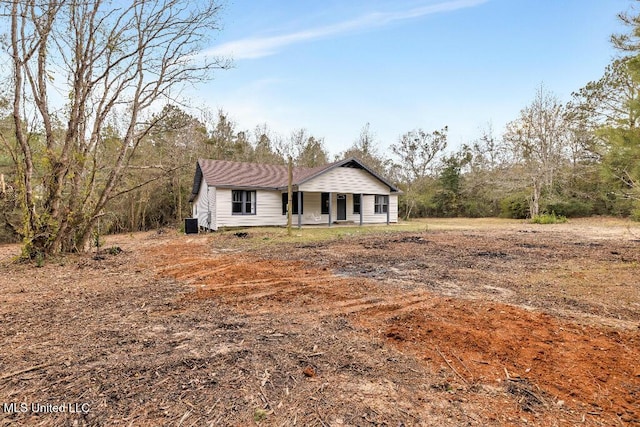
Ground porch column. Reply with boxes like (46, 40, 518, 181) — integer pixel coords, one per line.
(297, 190, 302, 229)
(328, 192, 332, 227)
(386, 195, 390, 225)
(359, 193, 363, 226)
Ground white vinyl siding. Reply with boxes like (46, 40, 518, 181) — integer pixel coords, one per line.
(193, 179, 216, 230)
(216, 189, 286, 227)
(389, 194, 398, 223)
(290, 192, 329, 225)
(298, 167, 389, 194)
(299, 192, 323, 224)
(361, 195, 389, 224)
(342, 194, 365, 223)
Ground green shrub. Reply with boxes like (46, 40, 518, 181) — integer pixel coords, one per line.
(108, 246, 123, 255)
(253, 409, 267, 422)
(544, 199, 593, 217)
(34, 251, 45, 267)
(531, 212, 568, 224)
(499, 194, 530, 219)
(462, 200, 498, 218)
(430, 189, 458, 217)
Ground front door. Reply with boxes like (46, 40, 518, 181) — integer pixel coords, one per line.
(337, 194, 347, 220)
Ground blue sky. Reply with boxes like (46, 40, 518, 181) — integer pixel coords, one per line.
(189, 0, 630, 157)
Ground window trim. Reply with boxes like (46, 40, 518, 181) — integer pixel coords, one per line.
(321, 192, 330, 215)
(232, 190, 256, 215)
(374, 195, 389, 214)
(282, 192, 303, 215)
(353, 194, 361, 214)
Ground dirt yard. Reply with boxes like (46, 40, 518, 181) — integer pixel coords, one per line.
(0, 218, 639, 426)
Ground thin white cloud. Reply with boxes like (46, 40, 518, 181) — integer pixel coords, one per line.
(204, 0, 488, 60)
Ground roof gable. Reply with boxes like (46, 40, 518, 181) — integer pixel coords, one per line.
(296, 158, 399, 192)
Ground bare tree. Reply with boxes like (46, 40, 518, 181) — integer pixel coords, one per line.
(252, 124, 284, 165)
(0, 0, 229, 256)
(296, 136, 328, 167)
(391, 126, 448, 219)
(340, 123, 391, 176)
(275, 128, 328, 168)
(208, 110, 245, 160)
(391, 127, 448, 183)
(504, 86, 568, 217)
(458, 124, 513, 216)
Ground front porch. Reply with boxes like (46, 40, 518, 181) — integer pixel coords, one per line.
(285, 191, 392, 228)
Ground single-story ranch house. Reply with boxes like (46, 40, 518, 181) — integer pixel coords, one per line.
(189, 157, 401, 230)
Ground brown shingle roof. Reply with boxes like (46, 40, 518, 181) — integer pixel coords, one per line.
(196, 159, 335, 189)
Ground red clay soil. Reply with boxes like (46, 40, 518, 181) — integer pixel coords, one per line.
(149, 233, 640, 426)
(369, 301, 639, 423)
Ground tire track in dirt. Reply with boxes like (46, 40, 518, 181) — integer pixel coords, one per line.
(147, 238, 640, 426)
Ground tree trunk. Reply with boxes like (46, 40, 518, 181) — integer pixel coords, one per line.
(405, 201, 414, 221)
(177, 174, 182, 223)
(530, 179, 541, 217)
(287, 156, 293, 236)
(130, 196, 135, 231)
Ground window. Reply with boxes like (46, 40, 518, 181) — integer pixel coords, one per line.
(374, 195, 388, 214)
(282, 192, 303, 215)
(232, 190, 256, 215)
(353, 194, 361, 214)
(321, 193, 330, 215)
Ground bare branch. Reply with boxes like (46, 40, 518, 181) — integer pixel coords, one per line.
(108, 163, 187, 200)
(3, 0, 229, 254)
